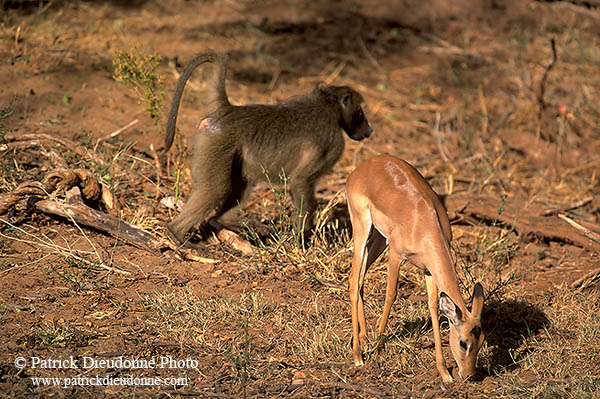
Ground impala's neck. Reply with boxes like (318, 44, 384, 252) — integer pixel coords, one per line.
(428, 246, 468, 314)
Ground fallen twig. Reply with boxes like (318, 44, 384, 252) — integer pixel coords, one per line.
(209, 221, 255, 256)
(570, 267, 600, 290)
(183, 252, 220, 264)
(95, 119, 138, 147)
(1, 303, 28, 312)
(558, 213, 600, 245)
(5, 132, 75, 148)
(0, 217, 133, 275)
(541, 196, 594, 216)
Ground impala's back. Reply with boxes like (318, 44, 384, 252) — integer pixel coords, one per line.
(347, 154, 451, 245)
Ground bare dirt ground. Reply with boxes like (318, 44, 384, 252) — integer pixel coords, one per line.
(1, 0, 600, 398)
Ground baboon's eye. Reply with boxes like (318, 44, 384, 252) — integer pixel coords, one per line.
(459, 340, 468, 351)
(342, 94, 351, 106)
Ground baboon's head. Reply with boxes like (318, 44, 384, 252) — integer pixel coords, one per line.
(319, 86, 373, 141)
(439, 283, 485, 380)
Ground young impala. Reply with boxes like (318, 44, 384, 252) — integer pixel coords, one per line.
(346, 154, 484, 382)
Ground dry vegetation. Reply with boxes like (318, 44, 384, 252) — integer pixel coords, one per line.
(1, 0, 599, 398)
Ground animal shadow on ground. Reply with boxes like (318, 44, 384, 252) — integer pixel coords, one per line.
(481, 299, 549, 377)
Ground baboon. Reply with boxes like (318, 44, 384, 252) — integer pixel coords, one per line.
(164, 51, 372, 244)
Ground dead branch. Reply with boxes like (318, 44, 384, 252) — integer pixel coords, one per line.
(0, 168, 100, 214)
(33, 188, 219, 263)
(446, 193, 599, 249)
(1, 168, 219, 262)
(34, 197, 162, 251)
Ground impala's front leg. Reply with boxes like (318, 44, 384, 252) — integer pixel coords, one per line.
(426, 274, 453, 383)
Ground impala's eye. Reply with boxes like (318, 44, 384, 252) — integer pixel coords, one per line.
(459, 340, 468, 351)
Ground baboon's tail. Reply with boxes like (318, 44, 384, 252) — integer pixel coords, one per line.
(164, 51, 230, 151)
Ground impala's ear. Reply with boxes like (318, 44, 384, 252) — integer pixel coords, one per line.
(439, 292, 463, 326)
(471, 283, 484, 318)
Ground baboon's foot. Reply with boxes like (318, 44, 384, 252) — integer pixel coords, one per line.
(166, 222, 186, 246)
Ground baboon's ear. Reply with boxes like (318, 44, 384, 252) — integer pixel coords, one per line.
(314, 82, 324, 93)
(439, 292, 463, 326)
(318, 85, 338, 103)
(471, 283, 484, 318)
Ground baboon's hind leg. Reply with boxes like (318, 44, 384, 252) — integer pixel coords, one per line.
(167, 150, 234, 243)
(289, 178, 317, 238)
(215, 176, 251, 230)
(167, 185, 230, 243)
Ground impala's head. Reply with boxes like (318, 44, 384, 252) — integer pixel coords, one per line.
(318, 85, 373, 141)
(439, 283, 485, 380)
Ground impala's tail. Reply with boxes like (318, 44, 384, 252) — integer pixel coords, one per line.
(164, 51, 230, 151)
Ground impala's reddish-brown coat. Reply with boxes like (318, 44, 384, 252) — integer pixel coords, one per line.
(346, 154, 484, 382)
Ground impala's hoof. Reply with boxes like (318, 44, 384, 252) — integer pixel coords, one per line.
(441, 372, 454, 384)
(353, 358, 364, 367)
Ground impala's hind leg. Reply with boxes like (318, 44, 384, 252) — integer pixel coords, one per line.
(377, 249, 402, 337)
